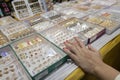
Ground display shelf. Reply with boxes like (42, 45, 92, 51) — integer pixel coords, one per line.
(12, 0, 53, 20)
(53, 1, 78, 11)
(28, 1, 38, 4)
(10, 33, 67, 80)
(70, 0, 116, 15)
(26, 0, 43, 15)
(13, 3, 26, 7)
(38, 10, 60, 20)
(41, 10, 66, 24)
(13, 0, 26, 5)
(83, 15, 120, 34)
(0, 16, 17, 26)
(58, 17, 105, 43)
(40, 25, 88, 49)
(94, 9, 120, 22)
(12, 0, 43, 20)
(12, 0, 31, 20)
(73, 2, 108, 15)
(73, 4, 91, 13)
(108, 4, 120, 12)
(0, 21, 34, 41)
(91, 0, 117, 6)
(25, 14, 55, 32)
(24, 14, 45, 26)
(0, 46, 30, 80)
(59, 8, 87, 19)
(0, 30, 9, 48)
(31, 20, 54, 32)
(100, 19, 120, 34)
(90, 4, 107, 10)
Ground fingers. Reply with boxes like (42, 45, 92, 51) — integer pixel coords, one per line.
(64, 41, 79, 55)
(74, 37, 85, 48)
(64, 37, 85, 56)
(63, 48, 78, 60)
(88, 44, 97, 52)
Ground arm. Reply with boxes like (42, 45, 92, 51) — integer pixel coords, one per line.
(63, 37, 119, 80)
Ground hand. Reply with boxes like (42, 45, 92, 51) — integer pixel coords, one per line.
(63, 37, 103, 74)
(63, 37, 120, 80)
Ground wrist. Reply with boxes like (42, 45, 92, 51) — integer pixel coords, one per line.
(92, 61, 105, 75)
(93, 62, 119, 80)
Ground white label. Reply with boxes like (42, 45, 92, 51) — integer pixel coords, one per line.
(35, 70, 48, 80)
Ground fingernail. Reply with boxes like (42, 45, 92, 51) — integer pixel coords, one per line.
(66, 40, 69, 42)
(63, 47, 67, 50)
(63, 41, 66, 44)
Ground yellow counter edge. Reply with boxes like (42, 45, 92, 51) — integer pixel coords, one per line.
(65, 68, 85, 80)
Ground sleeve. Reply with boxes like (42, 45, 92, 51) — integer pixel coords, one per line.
(115, 74, 120, 80)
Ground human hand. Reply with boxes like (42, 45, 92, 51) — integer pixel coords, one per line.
(63, 37, 103, 74)
(63, 37, 120, 80)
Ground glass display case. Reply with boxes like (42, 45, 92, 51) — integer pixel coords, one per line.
(31, 20, 54, 32)
(58, 17, 105, 43)
(83, 15, 120, 34)
(1, 21, 34, 41)
(0, 16, 17, 26)
(0, 30, 9, 48)
(27, 0, 43, 15)
(25, 15, 55, 33)
(53, 1, 79, 11)
(41, 10, 61, 19)
(12, 0, 31, 20)
(24, 14, 45, 26)
(91, 0, 117, 6)
(0, 46, 30, 80)
(96, 9, 120, 22)
(41, 10, 66, 24)
(12, 0, 44, 20)
(40, 23, 88, 49)
(59, 8, 87, 19)
(11, 33, 67, 80)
